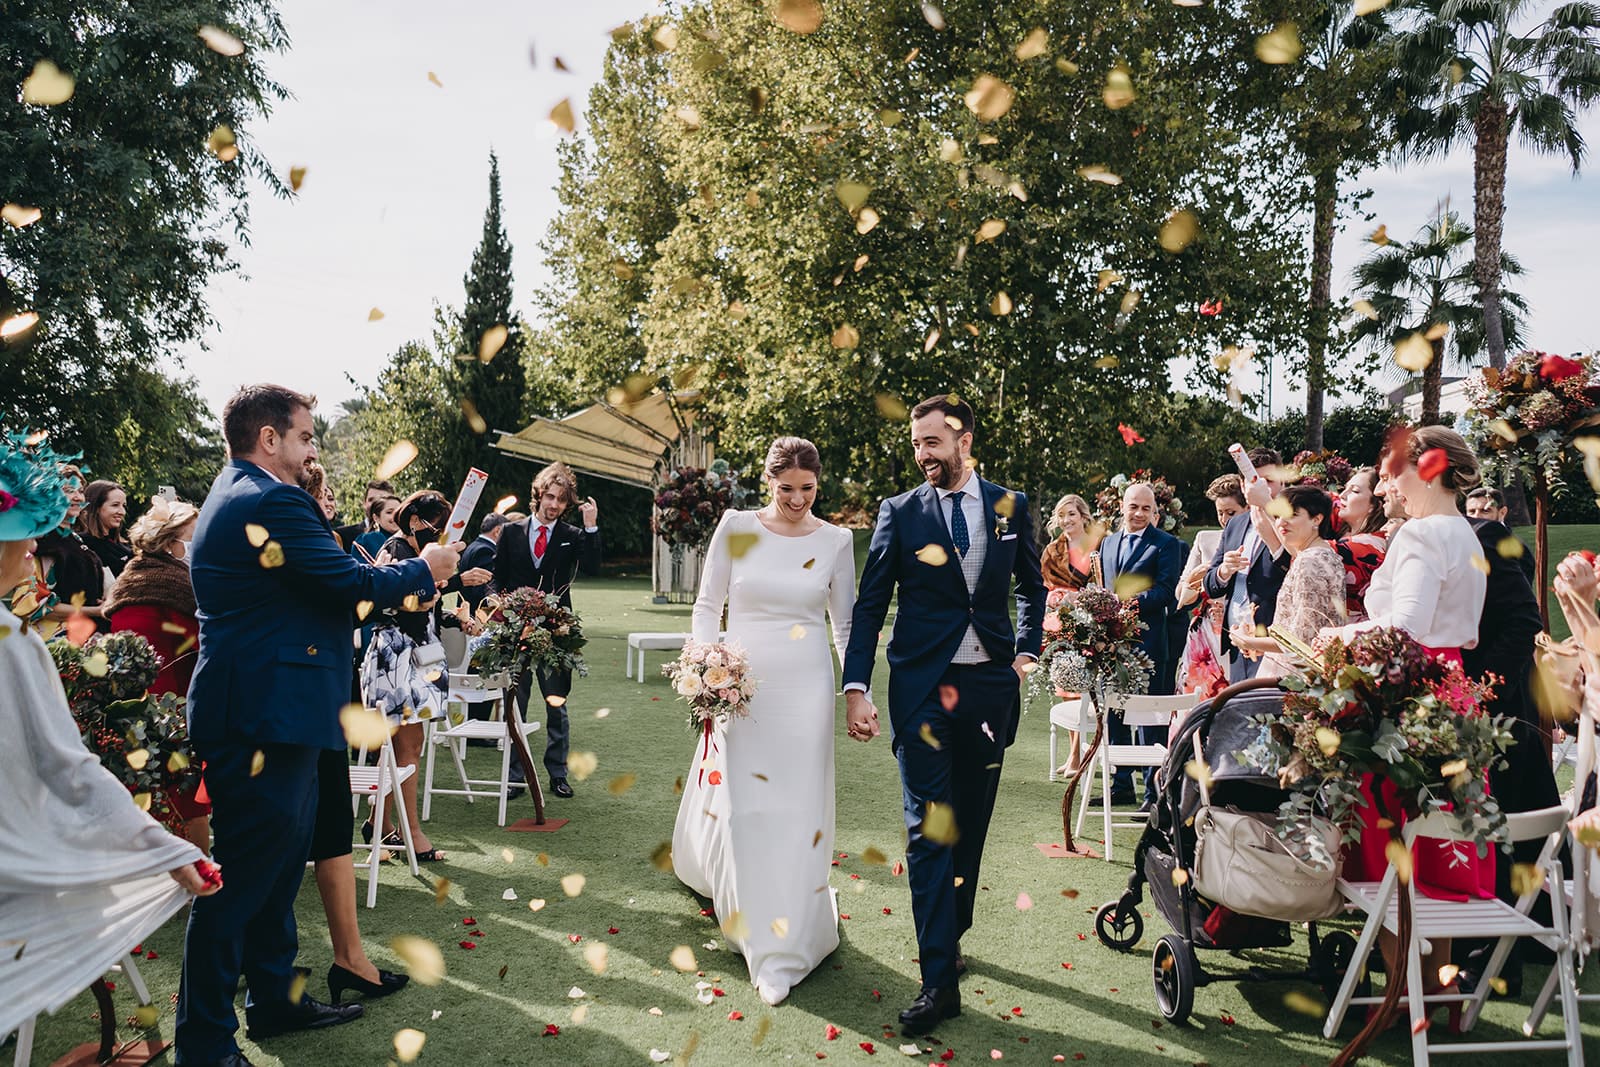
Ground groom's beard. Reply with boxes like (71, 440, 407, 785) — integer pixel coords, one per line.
(923, 456, 962, 490)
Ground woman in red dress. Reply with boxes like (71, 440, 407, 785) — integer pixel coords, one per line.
(103, 497, 210, 853)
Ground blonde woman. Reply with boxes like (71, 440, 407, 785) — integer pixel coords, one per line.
(1040, 494, 1102, 774)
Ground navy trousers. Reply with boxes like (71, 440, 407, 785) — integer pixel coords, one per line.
(175, 742, 320, 1063)
(895, 662, 1015, 990)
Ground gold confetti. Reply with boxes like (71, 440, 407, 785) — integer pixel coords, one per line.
(460, 397, 487, 434)
(1354, 0, 1392, 14)
(923, 326, 941, 352)
(1281, 990, 1322, 1017)
(915, 544, 949, 567)
(133, 1003, 160, 1028)
(835, 180, 871, 214)
(494, 495, 517, 514)
(975, 218, 1007, 242)
(652, 23, 680, 51)
(1096, 269, 1124, 292)
(774, 0, 824, 34)
(1439, 758, 1468, 778)
(206, 124, 238, 162)
(80, 652, 109, 678)
(669, 945, 698, 972)
(831, 323, 860, 349)
(528, 898, 547, 912)
(478, 323, 508, 362)
(855, 206, 880, 234)
(1113, 572, 1154, 598)
(607, 772, 638, 796)
(1103, 67, 1136, 109)
(2, 204, 42, 228)
(375, 439, 419, 480)
(1368, 223, 1390, 245)
(789, 624, 807, 640)
(198, 25, 245, 56)
(1015, 28, 1049, 60)
(964, 74, 1015, 121)
(813, 829, 823, 847)
(1314, 727, 1341, 757)
(922, 802, 959, 845)
(922, 2, 946, 29)
(340, 704, 392, 749)
(355, 600, 375, 622)
(875, 393, 908, 420)
(550, 98, 576, 133)
(21, 60, 74, 106)
(568, 751, 598, 781)
(367, 306, 385, 321)
(258, 541, 285, 568)
(1497, 536, 1525, 559)
(1423, 322, 1449, 342)
(167, 751, 190, 773)
(674, 104, 703, 129)
(1385, 839, 1413, 885)
(287, 165, 307, 192)
(1394, 332, 1433, 372)
(650, 841, 674, 872)
(861, 846, 888, 866)
(250, 750, 265, 776)
(391, 936, 445, 985)
(394, 1028, 427, 1063)
(1159, 209, 1199, 253)
(1077, 165, 1122, 185)
(753, 1014, 773, 1047)
(991, 290, 1013, 316)
(1171, 868, 1189, 886)
(584, 942, 609, 975)
(132, 792, 151, 811)
(1119, 289, 1142, 315)
(726, 531, 760, 559)
(1256, 23, 1303, 64)
(126, 749, 150, 770)
(288, 971, 306, 1005)
(1510, 862, 1542, 897)
(433, 877, 452, 903)
(561, 873, 587, 897)
(0, 312, 34, 339)
(720, 911, 750, 941)
(918, 723, 942, 749)
(1265, 495, 1294, 520)
(939, 138, 964, 164)
(1183, 759, 1213, 789)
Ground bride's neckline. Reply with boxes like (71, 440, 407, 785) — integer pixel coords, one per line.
(751, 510, 829, 539)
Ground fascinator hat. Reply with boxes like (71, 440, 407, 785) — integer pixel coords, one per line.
(0, 428, 72, 542)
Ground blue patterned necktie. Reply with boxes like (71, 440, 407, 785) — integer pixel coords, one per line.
(948, 492, 970, 557)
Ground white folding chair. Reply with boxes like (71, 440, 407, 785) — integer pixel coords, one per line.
(1047, 693, 1089, 781)
(349, 729, 418, 908)
(1077, 692, 1190, 861)
(424, 680, 541, 828)
(1323, 804, 1582, 1064)
(9, 954, 152, 1067)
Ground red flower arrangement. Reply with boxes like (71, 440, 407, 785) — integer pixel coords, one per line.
(1463, 348, 1600, 491)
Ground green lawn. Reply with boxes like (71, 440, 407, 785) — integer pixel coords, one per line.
(23, 574, 1600, 1065)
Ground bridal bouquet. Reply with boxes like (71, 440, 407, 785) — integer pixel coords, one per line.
(50, 631, 199, 832)
(470, 588, 587, 683)
(1247, 626, 1514, 869)
(664, 639, 757, 733)
(1029, 585, 1152, 701)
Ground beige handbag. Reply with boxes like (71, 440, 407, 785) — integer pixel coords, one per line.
(1191, 806, 1344, 921)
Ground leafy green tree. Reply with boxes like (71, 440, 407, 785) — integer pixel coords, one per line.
(1348, 205, 1525, 424)
(0, 0, 289, 487)
(1391, 0, 1600, 369)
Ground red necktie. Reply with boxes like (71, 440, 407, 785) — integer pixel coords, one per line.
(534, 524, 548, 562)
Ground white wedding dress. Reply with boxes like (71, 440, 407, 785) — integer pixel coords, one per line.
(672, 509, 857, 1006)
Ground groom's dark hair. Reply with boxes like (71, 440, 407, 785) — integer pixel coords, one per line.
(911, 394, 975, 437)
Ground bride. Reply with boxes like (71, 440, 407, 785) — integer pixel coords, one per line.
(671, 436, 857, 1006)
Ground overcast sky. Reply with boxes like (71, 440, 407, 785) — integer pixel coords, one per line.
(182, 0, 1600, 421)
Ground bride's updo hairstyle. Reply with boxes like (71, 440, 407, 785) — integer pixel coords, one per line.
(1384, 425, 1482, 492)
(764, 437, 822, 479)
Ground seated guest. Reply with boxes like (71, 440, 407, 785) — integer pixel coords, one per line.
(1334, 466, 1387, 622)
(77, 479, 133, 577)
(104, 496, 210, 853)
(1226, 485, 1345, 677)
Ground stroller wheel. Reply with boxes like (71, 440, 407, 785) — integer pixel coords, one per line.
(1094, 899, 1144, 952)
(1316, 930, 1371, 1006)
(1152, 934, 1195, 1024)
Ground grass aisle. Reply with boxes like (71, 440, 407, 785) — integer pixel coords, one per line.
(27, 576, 1600, 1065)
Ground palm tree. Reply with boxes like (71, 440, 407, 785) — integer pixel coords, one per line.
(1348, 205, 1526, 423)
(1390, 0, 1600, 370)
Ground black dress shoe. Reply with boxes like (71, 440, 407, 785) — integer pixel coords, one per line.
(551, 777, 574, 798)
(1136, 800, 1154, 815)
(246, 994, 363, 1040)
(328, 962, 409, 1003)
(899, 986, 960, 1035)
(506, 785, 526, 800)
(176, 1054, 254, 1067)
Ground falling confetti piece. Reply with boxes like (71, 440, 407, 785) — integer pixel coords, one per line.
(550, 98, 576, 133)
(22, 60, 75, 105)
(1417, 447, 1449, 481)
(964, 74, 1015, 121)
(206, 124, 238, 162)
(394, 1028, 427, 1063)
(775, 0, 824, 34)
(561, 873, 586, 897)
(990, 291, 1013, 316)
(198, 25, 245, 56)
(126, 749, 150, 771)
(583, 941, 610, 974)
(770, 917, 790, 938)
(915, 544, 949, 567)
(855, 206, 880, 234)
(922, 802, 959, 845)
(427, 70, 444, 87)
(1510, 862, 1541, 897)
(1354, 0, 1392, 12)
(726, 531, 760, 559)
(1394, 331, 1433, 372)
(1117, 424, 1144, 446)
(288, 165, 307, 191)
(340, 704, 392, 748)
(1315, 726, 1341, 756)
(502, 888, 518, 901)
(1015, 27, 1049, 60)
(374, 439, 418, 482)
(1171, 868, 1189, 886)
(2, 204, 42, 228)
(1077, 165, 1122, 185)
(391, 936, 445, 985)
(249, 750, 265, 776)
(1368, 224, 1390, 245)
(1352, 298, 1379, 321)
(1159, 209, 1199, 253)
(1385, 839, 1413, 885)
(1255, 23, 1303, 63)
(478, 323, 508, 363)
(529, 898, 547, 912)
(670, 945, 698, 971)
(975, 218, 1007, 243)
(607, 772, 638, 796)
(1016, 892, 1034, 910)
(1103, 67, 1136, 109)
(789, 624, 808, 641)
(568, 751, 598, 781)
(650, 1050, 672, 1063)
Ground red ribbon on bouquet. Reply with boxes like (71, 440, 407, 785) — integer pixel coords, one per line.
(697, 719, 720, 786)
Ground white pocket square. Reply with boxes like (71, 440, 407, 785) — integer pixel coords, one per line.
(999, 533, 1018, 542)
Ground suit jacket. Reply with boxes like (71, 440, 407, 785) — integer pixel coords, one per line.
(843, 478, 1045, 747)
(459, 535, 498, 610)
(187, 460, 435, 752)
(491, 518, 601, 609)
(1099, 526, 1184, 667)
(1463, 518, 1558, 814)
(1202, 510, 1291, 659)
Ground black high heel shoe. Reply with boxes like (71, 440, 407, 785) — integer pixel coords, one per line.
(328, 963, 409, 1003)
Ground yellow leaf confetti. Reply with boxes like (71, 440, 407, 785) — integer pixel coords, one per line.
(1077, 165, 1122, 185)
(939, 138, 964, 164)
(1256, 23, 1303, 64)
(478, 324, 508, 363)
(1171, 868, 1189, 886)
(391, 935, 445, 985)
(549, 98, 576, 133)
(975, 219, 1007, 243)
(568, 751, 598, 781)
(1510, 862, 1541, 898)
(126, 749, 150, 771)
(1385, 839, 1413, 885)
(789, 624, 807, 641)
(964, 74, 1015, 121)
(1315, 727, 1341, 757)
(1496, 536, 1524, 559)
(720, 911, 750, 941)
(1015, 28, 1049, 60)
(861, 846, 888, 866)
(1265, 495, 1294, 519)
(855, 206, 880, 234)
(607, 772, 638, 796)
(198, 25, 245, 56)
(915, 544, 949, 567)
(775, 0, 824, 34)
(1352, 298, 1379, 321)
(922, 2, 946, 30)
(133, 1003, 160, 1028)
(1439, 758, 1468, 778)
(1394, 332, 1433, 372)
(918, 723, 942, 749)
(250, 750, 265, 776)
(561, 873, 587, 897)
(460, 397, 487, 434)
(258, 541, 285, 569)
(339, 704, 392, 749)
(2, 204, 42, 228)
(1183, 759, 1213, 789)
(1354, 0, 1392, 14)
(528, 898, 547, 912)
(584, 942, 609, 974)
(394, 1028, 427, 1063)
(1368, 224, 1390, 245)
(375, 440, 419, 481)
(669, 945, 698, 972)
(921, 801, 960, 845)
(831, 323, 860, 349)
(726, 531, 759, 559)
(1159, 209, 1199, 253)
(367, 306, 385, 321)
(288, 971, 306, 1005)
(835, 180, 871, 214)
(132, 791, 152, 811)
(1102, 67, 1136, 109)
(206, 124, 238, 162)
(652, 23, 680, 51)
(991, 290, 1013, 316)
(650, 841, 674, 872)
(1423, 322, 1449, 342)
(244, 523, 270, 547)
(22, 60, 75, 106)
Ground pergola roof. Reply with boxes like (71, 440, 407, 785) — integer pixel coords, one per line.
(492, 392, 691, 488)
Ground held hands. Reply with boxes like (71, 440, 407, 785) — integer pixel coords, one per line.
(845, 690, 880, 743)
(459, 567, 493, 587)
(420, 541, 463, 584)
(580, 496, 599, 528)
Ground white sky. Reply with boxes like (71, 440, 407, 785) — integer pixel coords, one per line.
(182, 1, 1600, 420)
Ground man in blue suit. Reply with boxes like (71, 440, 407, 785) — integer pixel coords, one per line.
(843, 394, 1045, 1036)
(176, 385, 460, 1067)
(1098, 482, 1184, 806)
(1202, 448, 1291, 683)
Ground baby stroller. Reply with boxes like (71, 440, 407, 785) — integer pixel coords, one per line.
(1093, 678, 1365, 1023)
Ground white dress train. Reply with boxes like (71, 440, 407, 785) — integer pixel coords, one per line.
(671, 510, 856, 1005)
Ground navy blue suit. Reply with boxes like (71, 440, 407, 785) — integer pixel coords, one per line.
(176, 460, 434, 1064)
(1202, 510, 1291, 681)
(844, 478, 1044, 990)
(1099, 525, 1182, 799)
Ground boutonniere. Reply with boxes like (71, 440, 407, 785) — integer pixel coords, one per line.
(994, 513, 1010, 537)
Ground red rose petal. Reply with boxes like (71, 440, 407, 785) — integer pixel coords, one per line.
(463, 917, 476, 925)
(1061, 962, 1073, 970)
(840, 913, 851, 920)
(729, 1010, 744, 1021)
(1220, 1012, 1236, 1026)
(882, 907, 891, 914)
(104, 981, 116, 991)
(569, 934, 583, 943)
(941, 1052, 955, 1063)
(712, 987, 725, 997)
(608, 926, 620, 934)
(146, 951, 159, 960)
(700, 908, 715, 917)
(859, 1042, 876, 1055)
(133, 945, 142, 955)
(870, 989, 881, 1001)
(825, 1024, 841, 1041)
(459, 941, 477, 949)
(1417, 447, 1448, 482)
(1011, 1006, 1023, 1016)
(543, 1023, 560, 1036)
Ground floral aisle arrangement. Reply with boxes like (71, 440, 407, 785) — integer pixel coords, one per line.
(1462, 349, 1600, 493)
(663, 639, 757, 786)
(1092, 471, 1188, 533)
(1248, 627, 1513, 869)
(1286, 449, 1353, 489)
(50, 631, 198, 832)
(1029, 585, 1153, 701)
(469, 588, 588, 683)
(652, 459, 749, 555)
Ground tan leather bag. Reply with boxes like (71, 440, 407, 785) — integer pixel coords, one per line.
(1192, 806, 1344, 921)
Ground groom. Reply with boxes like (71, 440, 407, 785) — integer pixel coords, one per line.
(843, 394, 1045, 1035)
